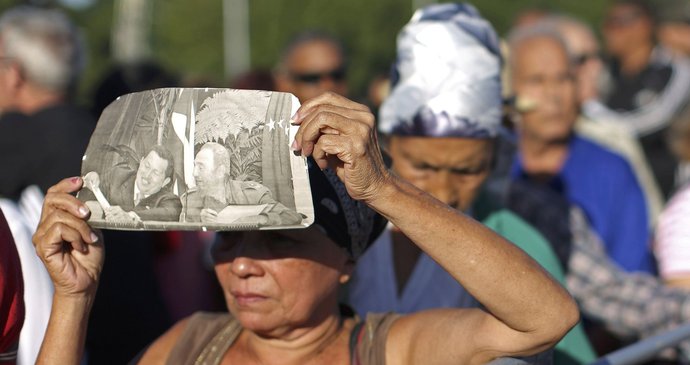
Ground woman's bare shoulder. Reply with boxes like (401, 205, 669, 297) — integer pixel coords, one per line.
(135, 316, 192, 365)
(136, 312, 234, 365)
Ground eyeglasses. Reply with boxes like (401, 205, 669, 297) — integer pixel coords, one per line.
(290, 67, 346, 84)
(573, 52, 601, 66)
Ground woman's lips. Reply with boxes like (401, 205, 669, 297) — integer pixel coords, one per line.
(232, 291, 268, 306)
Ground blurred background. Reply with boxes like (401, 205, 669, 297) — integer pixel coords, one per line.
(0, 0, 611, 107)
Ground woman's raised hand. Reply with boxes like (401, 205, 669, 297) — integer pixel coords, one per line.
(292, 92, 392, 203)
(33, 177, 104, 298)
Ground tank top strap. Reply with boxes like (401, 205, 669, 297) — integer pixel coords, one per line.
(352, 312, 401, 365)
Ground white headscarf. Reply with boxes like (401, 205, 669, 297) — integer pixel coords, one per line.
(379, 3, 503, 138)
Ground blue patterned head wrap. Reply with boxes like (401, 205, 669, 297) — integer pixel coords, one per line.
(379, 3, 502, 138)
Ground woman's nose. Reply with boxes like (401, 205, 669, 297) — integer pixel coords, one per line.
(229, 241, 266, 278)
(428, 171, 460, 209)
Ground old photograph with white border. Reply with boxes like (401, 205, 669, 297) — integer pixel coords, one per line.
(77, 88, 313, 231)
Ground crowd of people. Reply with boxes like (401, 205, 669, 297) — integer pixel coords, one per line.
(3, 0, 690, 364)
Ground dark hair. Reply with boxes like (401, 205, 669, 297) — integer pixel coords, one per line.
(147, 144, 175, 180)
(613, 0, 655, 23)
(277, 30, 348, 70)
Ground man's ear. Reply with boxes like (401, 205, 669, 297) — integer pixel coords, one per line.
(162, 177, 171, 187)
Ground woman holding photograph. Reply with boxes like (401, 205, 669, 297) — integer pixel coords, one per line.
(34, 4, 577, 364)
(34, 90, 577, 365)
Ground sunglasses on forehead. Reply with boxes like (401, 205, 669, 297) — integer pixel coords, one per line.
(290, 67, 347, 84)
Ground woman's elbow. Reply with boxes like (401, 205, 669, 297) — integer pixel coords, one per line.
(539, 294, 580, 347)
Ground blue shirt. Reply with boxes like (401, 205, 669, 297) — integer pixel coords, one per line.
(511, 135, 653, 273)
(348, 209, 597, 364)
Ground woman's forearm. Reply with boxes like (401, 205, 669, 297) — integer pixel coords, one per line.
(36, 295, 94, 365)
(368, 175, 577, 335)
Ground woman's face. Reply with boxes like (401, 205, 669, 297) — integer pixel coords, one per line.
(212, 228, 352, 337)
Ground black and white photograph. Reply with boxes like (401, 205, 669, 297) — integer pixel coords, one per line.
(77, 88, 313, 230)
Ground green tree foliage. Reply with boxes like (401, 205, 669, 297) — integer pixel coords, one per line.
(0, 0, 611, 107)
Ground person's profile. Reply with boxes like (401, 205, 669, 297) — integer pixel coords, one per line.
(77, 88, 313, 231)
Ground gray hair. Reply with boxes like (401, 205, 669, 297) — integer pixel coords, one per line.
(507, 21, 573, 65)
(0, 6, 85, 91)
(538, 15, 597, 57)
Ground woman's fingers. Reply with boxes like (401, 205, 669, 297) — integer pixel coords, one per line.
(46, 176, 84, 195)
(41, 177, 89, 223)
(36, 209, 98, 248)
(294, 92, 369, 124)
(294, 108, 372, 157)
(37, 220, 90, 255)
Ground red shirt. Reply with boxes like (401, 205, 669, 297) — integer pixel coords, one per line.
(0, 209, 24, 364)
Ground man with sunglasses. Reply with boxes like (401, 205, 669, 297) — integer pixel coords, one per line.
(583, 0, 690, 200)
(274, 31, 348, 103)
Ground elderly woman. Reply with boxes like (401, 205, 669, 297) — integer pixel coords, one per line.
(34, 14, 577, 365)
(35, 93, 576, 365)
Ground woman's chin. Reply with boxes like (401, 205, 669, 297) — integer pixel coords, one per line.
(236, 313, 286, 337)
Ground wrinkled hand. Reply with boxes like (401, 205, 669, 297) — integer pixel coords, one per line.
(292, 92, 391, 203)
(200, 208, 219, 223)
(33, 177, 104, 298)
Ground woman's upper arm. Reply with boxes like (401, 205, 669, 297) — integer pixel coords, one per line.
(386, 309, 553, 365)
(136, 317, 190, 365)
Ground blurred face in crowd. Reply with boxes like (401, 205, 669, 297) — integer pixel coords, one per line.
(658, 22, 690, 57)
(511, 36, 578, 143)
(135, 150, 171, 197)
(212, 228, 351, 336)
(389, 136, 494, 212)
(193, 145, 227, 192)
(0, 42, 19, 112)
(559, 22, 604, 104)
(603, 3, 653, 57)
(275, 39, 348, 103)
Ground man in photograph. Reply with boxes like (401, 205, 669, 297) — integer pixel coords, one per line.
(182, 142, 301, 226)
(81, 145, 182, 223)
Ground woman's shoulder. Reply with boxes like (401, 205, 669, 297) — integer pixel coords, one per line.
(135, 312, 236, 365)
(354, 312, 401, 365)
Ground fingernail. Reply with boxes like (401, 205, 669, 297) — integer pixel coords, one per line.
(291, 111, 300, 122)
(78, 206, 89, 217)
(90, 232, 98, 243)
(71, 176, 81, 184)
(291, 140, 298, 151)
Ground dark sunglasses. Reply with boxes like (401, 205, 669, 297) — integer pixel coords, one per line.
(290, 67, 346, 84)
